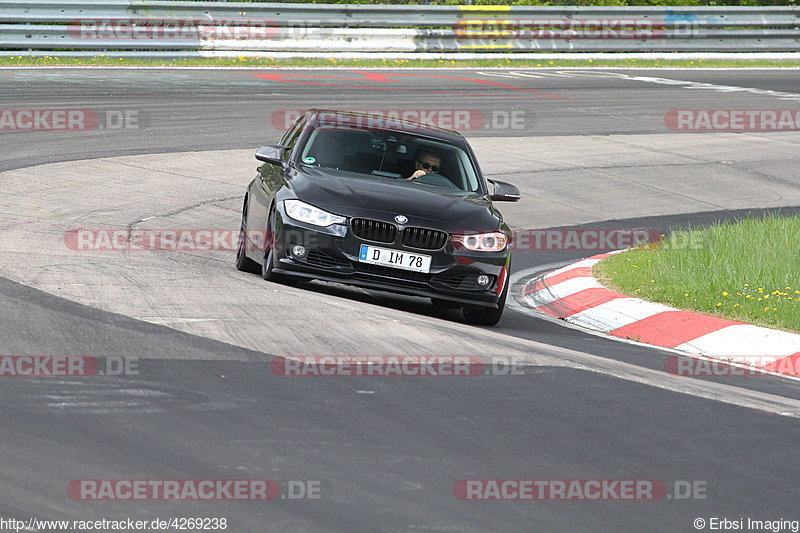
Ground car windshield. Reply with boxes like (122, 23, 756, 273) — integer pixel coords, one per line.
(298, 123, 482, 193)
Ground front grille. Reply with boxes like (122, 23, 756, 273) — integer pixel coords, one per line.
(402, 227, 448, 250)
(351, 218, 397, 244)
(305, 249, 350, 269)
(436, 272, 467, 289)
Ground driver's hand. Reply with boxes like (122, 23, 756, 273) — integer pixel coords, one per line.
(406, 169, 427, 181)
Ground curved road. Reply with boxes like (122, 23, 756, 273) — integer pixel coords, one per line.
(1, 67, 799, 532)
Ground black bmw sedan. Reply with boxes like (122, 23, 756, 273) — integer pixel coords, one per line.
(235, 110, 520, 325)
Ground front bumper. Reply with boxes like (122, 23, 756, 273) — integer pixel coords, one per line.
(272, 214, 508, 309)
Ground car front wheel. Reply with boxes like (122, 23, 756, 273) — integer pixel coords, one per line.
(261, 208, 295, 285)
(235, 200, 260, 274)
(462, 278, 508, 326)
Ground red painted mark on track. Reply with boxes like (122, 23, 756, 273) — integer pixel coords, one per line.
(536, 288, 625, 318)
(523, 267, 592, 296)
(249, 70, 571, 100)
(761, 352, 800, 374)
(610, 311, 743, 348)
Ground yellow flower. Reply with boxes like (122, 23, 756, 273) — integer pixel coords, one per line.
(721, 292, 728, 296)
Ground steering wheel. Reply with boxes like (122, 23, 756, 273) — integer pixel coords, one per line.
(412, 173, 459, 190)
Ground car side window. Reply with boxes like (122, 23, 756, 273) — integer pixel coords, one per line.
(279, 116, 303, 145)
(280, 118, 307, 162)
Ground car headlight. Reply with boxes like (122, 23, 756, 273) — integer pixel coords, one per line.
(284, 200, 345, 227)
(452, 232, 508, 252)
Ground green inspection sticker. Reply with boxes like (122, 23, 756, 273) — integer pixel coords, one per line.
(303, 156, 316, 164)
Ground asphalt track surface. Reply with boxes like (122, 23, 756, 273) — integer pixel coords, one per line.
(1, 68, 800, 532)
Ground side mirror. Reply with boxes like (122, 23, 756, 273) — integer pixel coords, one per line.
(255, 145, 287, 166)
(487, 179, 520, 202)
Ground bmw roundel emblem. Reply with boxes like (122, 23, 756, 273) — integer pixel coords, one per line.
(394, 215, 408, 224)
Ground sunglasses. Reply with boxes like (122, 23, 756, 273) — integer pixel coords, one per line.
(417, 160, 440, 172)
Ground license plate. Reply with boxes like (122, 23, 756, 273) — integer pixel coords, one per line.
(358, 244, 431, 273)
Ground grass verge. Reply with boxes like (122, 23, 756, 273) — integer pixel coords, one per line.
(0, 56, 799, 68)
(593, 213, 800, 334)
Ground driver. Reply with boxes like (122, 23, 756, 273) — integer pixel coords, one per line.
(406, 150, 442, 181)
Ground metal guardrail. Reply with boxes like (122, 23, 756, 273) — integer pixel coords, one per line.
(0, 1, 798, 56)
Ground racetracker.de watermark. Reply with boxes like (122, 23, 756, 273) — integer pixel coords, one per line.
(0, 356, 138, 377)
(453, 18, 689, 39)
(274, 109, 532, 132)
(506, 228, 704, 251)
(510, 228, 662, 251)
(665, 109, 800, 131)
(67, 18, 283, 40)
(664, 355, 800, 378)
(454, 479, 707, 501)
(64, 228, 706, 253)
(64, 228, 257, 252)
(271, 355, 525, 377)
(0, 109, 140, 132)
(67, 479, 322, 501)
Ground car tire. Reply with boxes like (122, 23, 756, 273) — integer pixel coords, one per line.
(235, 202, 260, 274)
(462, 278, 508, 326)
(261, 247, 280, 281)
(261, 208, 295, 285)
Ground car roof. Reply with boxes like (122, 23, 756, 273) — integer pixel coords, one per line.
(304, 109, 468, 146)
